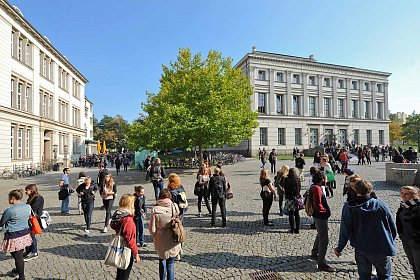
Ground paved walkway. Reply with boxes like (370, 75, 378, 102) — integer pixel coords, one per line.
(0, 158, 415, 279)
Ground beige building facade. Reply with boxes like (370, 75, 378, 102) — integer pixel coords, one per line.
(233, 50, 391, 156)
(0, 1, 93, 170)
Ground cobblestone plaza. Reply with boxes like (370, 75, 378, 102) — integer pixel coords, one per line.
(0, 158, 415, 279)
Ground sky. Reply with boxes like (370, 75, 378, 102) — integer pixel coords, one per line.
(9, 0, 420, 122)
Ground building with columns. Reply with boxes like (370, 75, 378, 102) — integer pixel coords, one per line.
(233, 50, 390, 156)
(0, 1, 93, 169)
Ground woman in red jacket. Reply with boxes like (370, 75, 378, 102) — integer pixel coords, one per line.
(110, 194, 140, 280)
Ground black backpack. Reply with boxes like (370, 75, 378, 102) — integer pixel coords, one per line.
(212, 177, 225, 198)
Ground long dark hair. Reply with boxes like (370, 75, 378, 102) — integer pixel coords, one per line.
(25, 184, 39, 204)
(285, 168, 301, 195)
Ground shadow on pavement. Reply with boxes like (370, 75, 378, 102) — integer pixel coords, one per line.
(42, 243, 108, 260)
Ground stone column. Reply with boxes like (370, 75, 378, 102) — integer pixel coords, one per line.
(270, 69, 275, 115)
(303, 73, 308, 116)
(332, 76, 338, 117)
(372, 81, 377, 119)
(346, 78, 351, 118)
(359, 79, 364, 119)
(318, 75, 324, 116)
(384, 82, 389, 120)
(286, 71, 292, 116)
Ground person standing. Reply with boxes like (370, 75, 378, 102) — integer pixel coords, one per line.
(110, 195, 140, 280)
(196, 164, 212, 217)
(259, 169, 276, 226)
(209, 167, 227, 227)
(334, 179, 397, 279)
(274, 165, 289, 216)
(123, 156, 130, 172)
(396, 186, 420, 280)
(134, 186, 147, 247)
(144, 155, 152, 180)
(114, 156, 122, 175)
(313, 151, 322, 169)
(338, 149, 349, 174)
(151, 158, 166, 201)
(283, 168, 301, 234)
(269, 148, 277, 174)
(76, 177, 97, 236)
(24, 184, 44, 261)
(295, 153, 306, 182)
(0, 189, 32, 280)
(310, 171, 336, 272)
(260, 148, 267, 168)
(149, 189, 181, 280)
(59, 168, 71, 215)
(101, 172, 117, 233)
(167, 173, 188, 222)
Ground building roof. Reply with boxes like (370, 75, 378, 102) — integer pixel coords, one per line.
(1, 0, 88, 83)
(236, 50, 392, 77)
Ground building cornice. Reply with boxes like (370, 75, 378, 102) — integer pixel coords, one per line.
(1, 0, 88, 84)
(236, 51, 391, 80)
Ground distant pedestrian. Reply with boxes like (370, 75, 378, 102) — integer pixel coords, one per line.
(24, 184, 44, 262)
(134, 186, 147, 247)
(196, 164, 212, 217)
(259, 169, 276, 226)
(115, 156, 122, 175)
(76, 172, 86, 215)
(59, 168, 71, 215)
(260, 148, 267, 168)
(76, 176, 98, 236)
(209, 167, 227, 227)
(0, 189, 32, 280)
(269, 148, 277, 174)
(151, 158, 166, 201)
(313, 151, 321, 169)
(123, 157, 130, 171)
(101, 172, 117, 233)
(295, 153, 306, 182)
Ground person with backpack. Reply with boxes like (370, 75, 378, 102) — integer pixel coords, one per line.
(209, 167, 227, 227)
(309, 171, 336, 272)
(151, 158, 166, 201)
(24, 184, 44, 262)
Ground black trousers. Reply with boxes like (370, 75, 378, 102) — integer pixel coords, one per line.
(197, 192, 211, 214)
(261, 191, 273, 223)
(211, 197, 226, 226)
(116, 253, 134, 280)
(11, 249, 24, 280)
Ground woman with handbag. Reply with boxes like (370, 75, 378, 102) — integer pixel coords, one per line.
(101, 172, 117, 233)
(76, 172, 86, 215)
(24, 184, 44, 262)
(259, 169, 276, 226)
(76, 176, 97, 236)
(321, 156, 335, 197)
(0, 189, 32, 280)
(196, 164, 211, 217)
(274, 165, 289, 216)
(283, 168, 302, 234)
(149, 189, 182, 280)
(110, 194, 140, 280)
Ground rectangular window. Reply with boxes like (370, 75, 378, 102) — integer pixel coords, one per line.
(310, 128, 318, 146)
(295, 128, 302, 145)
(352, 100, 358, 117)
(258, 93, 266, 113)
(292, 74, 300, 84)
(258, 70, 266, 80)
(367, 130, 372, 144)
(43, 95, 47, 117)
(25, 43, 30, 65)
(276, 72, 283, 82)
(377, 83, 383, 92)
(309, 96, 315, 116)
(276, 95, 284, 114)
(11, 31, 14, 56)
(11, 127, 14, 159)
(260, 127, 267, 145)
(352, 81, 358, 90)
(293, 96, 300, 115)
(338, 129, 347, 145)
(308, 76, 316, 86)
(42, 57, 47, 76)
(25, 86, 31, 112)
(324, 98, 330, 117)
(338, 79, 345, 89)
(49, 96, 54, 119)
(354, 129, 359, 144)
(377, 102, 383, 119)
(17, 83, 22, 110)
(364, 101, 370, 118)
(18, 38, 22, 61)
(11, 79, 14, 107)
(17, 128, 23, 159)
(278, 128, 285, 145)
(379, 130, 384, 145)
(324, 78, 331, 87)
(338, 99, 344, 117)
(364, 82, 370, 91)
(26, 129, 31, 158)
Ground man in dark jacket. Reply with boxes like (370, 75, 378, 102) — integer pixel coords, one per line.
(97, 163, 108, 209)
(269, 148, 277, 174)
(310, 171, 335, 272)
(209, 167, 227, 227)
(335, 179, 397, 279)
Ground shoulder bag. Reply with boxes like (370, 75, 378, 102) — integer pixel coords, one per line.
(29, 209, 42, 235)
(104, 225, 132, 269)
(226, 182, 233, 200)
(171, 203, 186, 243)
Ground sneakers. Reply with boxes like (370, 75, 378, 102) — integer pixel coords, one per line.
(141, 243, 148, 247)
(198, 212, 202, 217)
(318, 263, 336, 272)
(371, 266, 377, 276)
(23, 252, 38, 262)
(309, 254, 318, 261)
(102, 227, 108, 233)
(84, 229, 90, 236)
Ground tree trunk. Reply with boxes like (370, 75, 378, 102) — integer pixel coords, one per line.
(198, 144, 203, 167)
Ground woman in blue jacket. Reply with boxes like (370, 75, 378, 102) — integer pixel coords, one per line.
(0, 189, 32, 280)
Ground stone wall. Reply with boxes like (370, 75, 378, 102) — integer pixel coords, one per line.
(385, 163, 420, 186)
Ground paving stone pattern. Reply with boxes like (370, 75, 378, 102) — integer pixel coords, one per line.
(0, 158, 415, 279)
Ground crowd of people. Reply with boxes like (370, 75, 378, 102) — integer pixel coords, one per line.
(0, 148, 419, 280)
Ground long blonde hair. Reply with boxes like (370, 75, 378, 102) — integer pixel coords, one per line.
(118, 194, 135, 214)
(104, 173, 114, 190)
(259, 169, 270, 186)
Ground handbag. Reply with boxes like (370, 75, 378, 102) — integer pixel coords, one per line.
(326, 170, 335, 183)
(171, 204, 186, 243)
(226, 183, 233, 200)
(104, 227, 132, 269)
(29, 210, 42, 235)
(58, 188, 69, 200)
(193, 181, 202, 196)
(295, 195, 305, 211)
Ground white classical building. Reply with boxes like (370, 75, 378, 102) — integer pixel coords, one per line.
(233, 49, 390, 156)
(0, 1, 94, 169)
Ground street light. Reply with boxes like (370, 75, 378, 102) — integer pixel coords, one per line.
(64, 145, 68, 167)
(53, 144, 58, 163)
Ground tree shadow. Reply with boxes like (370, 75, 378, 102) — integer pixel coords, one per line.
(41, 243, 108, 260)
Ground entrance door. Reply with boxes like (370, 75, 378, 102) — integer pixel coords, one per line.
(324, 129, 333, 144)
(310, 129, 318, 147)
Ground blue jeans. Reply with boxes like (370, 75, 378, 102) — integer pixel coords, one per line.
(153, 180, 164, 200)
(135, 215, 145, 245)
(355, 249, 392, 280)
(82, 201, 94, 230)
(159, 257, 175, 280)
(26, 234, 37, 254)
(60, 187, 70, 214)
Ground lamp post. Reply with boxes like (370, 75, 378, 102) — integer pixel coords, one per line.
(53, 144, 58, 164)
(64, 145, 68, 167)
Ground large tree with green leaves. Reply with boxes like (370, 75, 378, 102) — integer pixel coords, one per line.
(402, 112, 420, 151)
(129, 48, 258, 162)
(94, 115, 129, 152)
